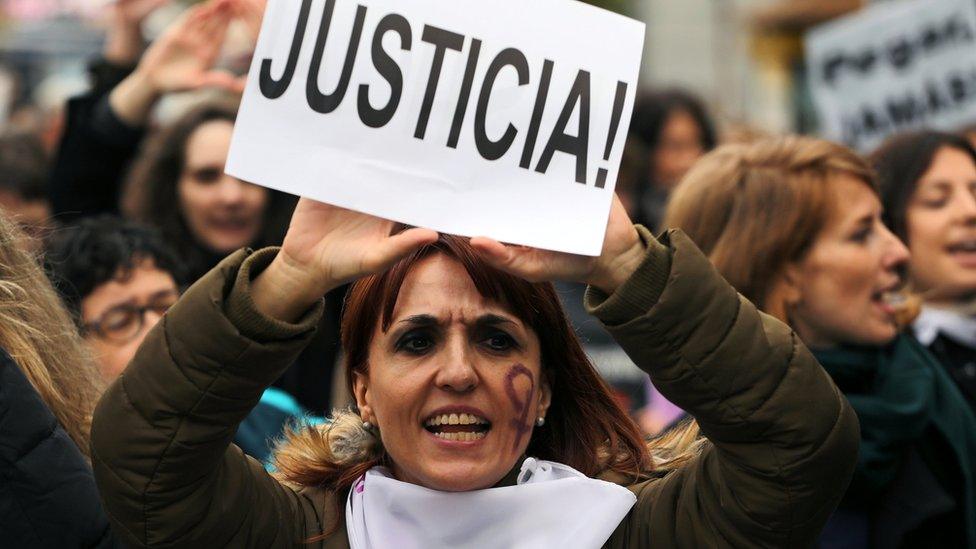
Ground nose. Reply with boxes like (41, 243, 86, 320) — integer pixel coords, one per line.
(132, 309, 165, 345)
(216, 176, 247, 205)
(881, 225, 910, 270)
(955, 187, 976, 225)
(434, 339, 479, 393)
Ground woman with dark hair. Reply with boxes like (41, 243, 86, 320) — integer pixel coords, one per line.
(91, 195, 858, 547)
(54, 0, 291, 284)
(123, 99, 294, 283)
(628, 88, 717, 231)
(872, 131, 976, 412)
(665, 136, 976, 547)
(50, 0, 246, 226)
(122, 99, 342, 414)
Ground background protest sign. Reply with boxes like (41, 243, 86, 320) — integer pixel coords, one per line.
(226, 0, 645, 256)
(805, 0, 976, 152)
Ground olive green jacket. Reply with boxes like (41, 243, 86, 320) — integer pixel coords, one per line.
(91, 228, 859, 548)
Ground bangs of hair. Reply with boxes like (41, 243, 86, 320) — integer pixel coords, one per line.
(374, 237, 541, 334)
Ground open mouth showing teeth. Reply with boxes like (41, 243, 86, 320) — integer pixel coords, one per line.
(423, 413, 491, 442)
(874, 291, 905, 306)
(948, 241, 976, 253)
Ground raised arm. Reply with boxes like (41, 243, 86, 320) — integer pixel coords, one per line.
(50, 0, 242, 221)
(593, 228, 858, 546)
(472, 196, 860, 548)
(91, 200, 436, 547)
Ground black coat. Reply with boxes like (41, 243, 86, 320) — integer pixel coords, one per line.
(0, 349, 120, 548)
(927, 333, 976, 414)
(48, 60, 142, 223)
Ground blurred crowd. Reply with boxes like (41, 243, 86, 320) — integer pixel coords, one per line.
(1, 0, 976, 548)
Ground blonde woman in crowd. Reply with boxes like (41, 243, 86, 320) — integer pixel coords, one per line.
(665, 136, 976, 548)
(0, 212, 119, 547)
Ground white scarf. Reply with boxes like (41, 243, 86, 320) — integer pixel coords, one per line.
(345, 457, 637, 549)
(913, 306, 976, 348)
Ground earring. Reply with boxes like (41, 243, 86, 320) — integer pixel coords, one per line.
(363, 420, 373, 431)
(535, 417, 545, 427)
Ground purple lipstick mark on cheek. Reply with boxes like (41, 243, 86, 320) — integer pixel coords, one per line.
(504, 363, 535, 453)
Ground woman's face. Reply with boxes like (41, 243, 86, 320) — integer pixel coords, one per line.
(904, 145, 976, 302)
(786, 176, 910, 348)
(177, 120, 269, 253)
(653, 109, 705, 189)
(353, 254, 551, 492)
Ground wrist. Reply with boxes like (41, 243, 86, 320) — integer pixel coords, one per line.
(103, 24, 143, 65)
(252, 252, 332, 323)
(109, 70, 160, 126)
(588, 229, 646, 295)
(127, 67, 161, 97)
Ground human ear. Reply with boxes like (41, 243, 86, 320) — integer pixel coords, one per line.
(764, 264, 804, 323)
(352, 370, 373, 422)
(781, 264, 804, 305)
(536, 376, 552, 421)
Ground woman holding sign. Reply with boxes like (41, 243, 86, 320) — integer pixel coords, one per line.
(91, 194, 858, 547)
(664, 136, 976, 547)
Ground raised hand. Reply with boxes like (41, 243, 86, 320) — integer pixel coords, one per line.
(135, 0, 243, 94)
(252, 199, 438, 322)
(228, 0, 267, 41)
(470, 195, 646, 294)
(112, 0, 171, 27)
(104, 0, 172, 64)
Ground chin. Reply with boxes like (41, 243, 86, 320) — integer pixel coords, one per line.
(411, 462, 508, 492)
(944, 278, 976, 301)
(851, 325, 899, 347)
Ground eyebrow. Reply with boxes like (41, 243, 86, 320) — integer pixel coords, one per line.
(396, 314, 441, 328)
(473, 314, 520, 330)
(850, 213, 874, 230)
(394, 313, 521, 329)
(149, 288, 179, 299)
(920, 179, 953, 190)
(99, 288, 178, 312)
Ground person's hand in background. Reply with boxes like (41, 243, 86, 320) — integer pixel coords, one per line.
(109, 0, 244, 126)
(103, 0, 172, 66)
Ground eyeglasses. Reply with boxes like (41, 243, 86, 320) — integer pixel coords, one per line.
(82, 291, 180, 345)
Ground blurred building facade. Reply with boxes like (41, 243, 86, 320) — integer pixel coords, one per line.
(632, 0, 864, 138)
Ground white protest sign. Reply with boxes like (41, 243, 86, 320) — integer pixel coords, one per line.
(805, 0, 976, 152)
(226, 0, 645, 255)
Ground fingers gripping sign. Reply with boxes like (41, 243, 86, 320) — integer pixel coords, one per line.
(251, 199, 438, 322)
(470, 195, 646, 295)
